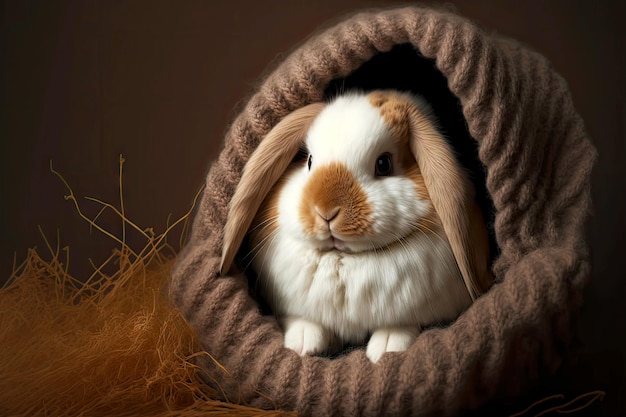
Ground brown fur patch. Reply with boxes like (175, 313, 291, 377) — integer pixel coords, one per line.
(300, 162, 373, 237)
(368, 91, 412, 144)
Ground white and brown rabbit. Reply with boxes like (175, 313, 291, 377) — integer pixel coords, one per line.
(221, 90, 493, 363)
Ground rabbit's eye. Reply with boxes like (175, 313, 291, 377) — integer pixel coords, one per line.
(375, 153, 393, 176)
(294, 146, 308, 163)
(307, 154, 313, 170)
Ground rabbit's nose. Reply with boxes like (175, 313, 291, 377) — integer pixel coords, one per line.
(315, 206, 340, 222)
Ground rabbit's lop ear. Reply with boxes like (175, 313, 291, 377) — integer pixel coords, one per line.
(406, 96, 492, 299)
(370, 91, 493, 299)
(220, 102, 326, 275)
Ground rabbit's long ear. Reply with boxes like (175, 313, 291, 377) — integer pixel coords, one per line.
(220, 102, 326, 275)
(404, 98, 493, 299)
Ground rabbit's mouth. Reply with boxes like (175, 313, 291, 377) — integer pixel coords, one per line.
(318, 229, 425, 255)
(319, 236, 353, 253)
(320, 235, 354, 253)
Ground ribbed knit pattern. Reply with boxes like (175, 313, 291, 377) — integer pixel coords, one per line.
(169, 6, 596, 416)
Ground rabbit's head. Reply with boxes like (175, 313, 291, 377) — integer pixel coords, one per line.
(222, 90, 492, 299)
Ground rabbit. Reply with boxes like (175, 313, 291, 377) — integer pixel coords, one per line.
(221, 90, 493, 363)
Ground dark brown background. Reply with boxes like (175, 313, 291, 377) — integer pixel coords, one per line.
(2, 1, 624, 415)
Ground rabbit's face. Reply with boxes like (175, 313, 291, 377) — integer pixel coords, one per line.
(276, 93, 440, 254)
(224, 89, 492, 301)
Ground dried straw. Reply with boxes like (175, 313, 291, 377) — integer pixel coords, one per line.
(0, 156, 295, 417)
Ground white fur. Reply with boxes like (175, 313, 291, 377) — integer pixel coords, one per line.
(366, 327, 420, 363)
(250, 93, 471, 362)
(282, 317, 330, 356)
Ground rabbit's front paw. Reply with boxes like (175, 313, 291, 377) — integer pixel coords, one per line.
(366, 327, 419, 363)
(282, 317, 330, 356)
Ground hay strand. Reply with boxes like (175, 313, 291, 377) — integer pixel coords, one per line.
(0, 157, 294, 417)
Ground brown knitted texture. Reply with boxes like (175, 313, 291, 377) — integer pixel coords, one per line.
(170, 6, 596, 416)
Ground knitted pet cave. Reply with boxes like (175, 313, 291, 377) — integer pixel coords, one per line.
(170, 5, 596, 416)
